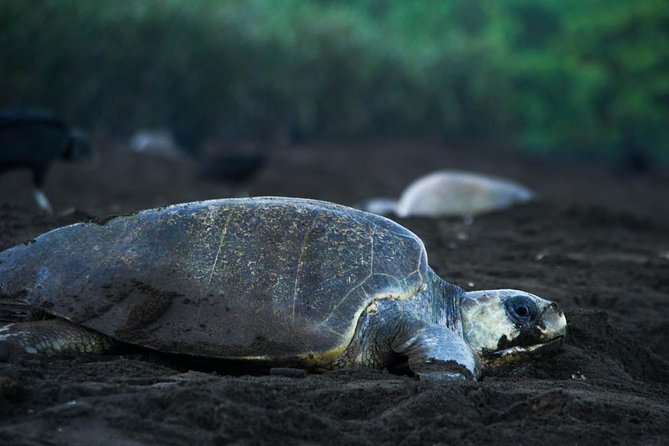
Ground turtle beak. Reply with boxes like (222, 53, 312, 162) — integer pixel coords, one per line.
(538, 302, 567, 342)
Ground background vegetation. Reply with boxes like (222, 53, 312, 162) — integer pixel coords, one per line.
(1, 0, 667, 159)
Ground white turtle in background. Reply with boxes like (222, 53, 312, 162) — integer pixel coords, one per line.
(360, 170, 535, 218)
(129, 129, 184, 160)
(357, 197, 398, 216)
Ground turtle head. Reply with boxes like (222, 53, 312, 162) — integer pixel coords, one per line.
(459, 289, 566, 367)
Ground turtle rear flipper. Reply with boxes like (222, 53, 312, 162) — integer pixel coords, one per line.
(0, 319, 114, 362)
(392, 324, 480, 381)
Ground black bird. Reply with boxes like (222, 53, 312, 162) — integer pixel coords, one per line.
(0, 109, 94, 212)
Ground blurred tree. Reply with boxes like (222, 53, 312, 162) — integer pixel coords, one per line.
(0, 0, 666, 159)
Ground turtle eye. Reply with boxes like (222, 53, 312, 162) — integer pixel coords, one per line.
(513, 303, 530, 318)
(504, 295, 537, 324)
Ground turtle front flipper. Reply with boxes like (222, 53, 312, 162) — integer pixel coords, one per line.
(392, 324, 480, 381)
(333, 298, 480, 380)
(0, 319, 114, 362)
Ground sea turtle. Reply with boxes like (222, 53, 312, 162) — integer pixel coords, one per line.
(0, 197, 565, 380)
(360, 170, 535, 218)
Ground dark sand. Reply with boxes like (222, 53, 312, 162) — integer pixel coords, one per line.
(0, 142, 668, 445)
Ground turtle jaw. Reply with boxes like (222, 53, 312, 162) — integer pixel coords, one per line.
(481, 335, 565, 370)
(490, 335, 565, 359)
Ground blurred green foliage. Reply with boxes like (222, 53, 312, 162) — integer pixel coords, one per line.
(1, 0, 667, 158)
